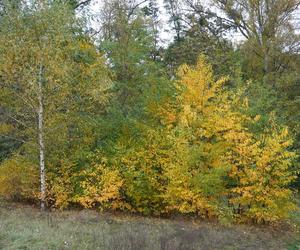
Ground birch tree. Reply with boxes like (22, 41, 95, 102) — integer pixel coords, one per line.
(0, 1, 110, 210)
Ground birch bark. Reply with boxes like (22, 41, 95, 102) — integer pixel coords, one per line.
(38, 64, 46, 211)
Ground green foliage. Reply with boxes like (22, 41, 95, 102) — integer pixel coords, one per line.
(0, 155, 39, 201)
(163, 57, 297, 221)
(114, 127, 174, 214)
(164, 35, 237, 77)
(0, 0, 298, 224)
(0, 1, 111, 206)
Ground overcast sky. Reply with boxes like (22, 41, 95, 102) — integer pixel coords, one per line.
(85, 0, 246, 46)
(87, 0, 172, 45)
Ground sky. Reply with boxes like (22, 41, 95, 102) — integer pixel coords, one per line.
(87, 0, 172, 45)
(86, 0, 246, 46)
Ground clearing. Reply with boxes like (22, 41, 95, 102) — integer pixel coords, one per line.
(0, 203, 299, 250)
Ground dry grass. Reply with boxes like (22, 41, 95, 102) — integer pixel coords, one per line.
(0, 202, 298, 250)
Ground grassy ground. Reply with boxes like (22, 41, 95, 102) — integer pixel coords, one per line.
(0, 202, 299, 250)
(287, 197, 300, 250)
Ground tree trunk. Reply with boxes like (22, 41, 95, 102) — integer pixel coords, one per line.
(263, 52, 269, 82)
(38, 64, 46, 211)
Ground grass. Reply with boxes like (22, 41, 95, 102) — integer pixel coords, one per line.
(287, 197, 300, 250)
(0, 202, 299, 250)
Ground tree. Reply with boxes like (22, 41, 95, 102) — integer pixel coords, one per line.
(98, 0, 172, 117)
(162, 56, 243, 217)
(84, 0, 177, 214)
(211, 0, 300, 189)
(0, 1, 110, 210)
(163, 0, 237, 77)
(161, 56, 297, 221)
(163, 0, 184, 41)
(53, 0, 92, 9)
(142, 0, 162, 60)
(212, 0, 300, 84)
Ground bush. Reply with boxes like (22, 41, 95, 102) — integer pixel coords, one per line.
(0, 155, 39, 201)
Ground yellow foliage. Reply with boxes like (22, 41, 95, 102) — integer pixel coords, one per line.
(48, 160, 75, 209)
(229, 125, 297, 222)
(0, 123, 14, 134)
(163, 158, 217, 216)
(115, 127, 174, 214)
(75, 162, 124, 210)
(0, 52, 296, 224)
(0, 156, 39, 200)
(162, 56, 236, 217)
(162, 56, 298, 222)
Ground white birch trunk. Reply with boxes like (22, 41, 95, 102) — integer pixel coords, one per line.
(38, 64, 46, 211)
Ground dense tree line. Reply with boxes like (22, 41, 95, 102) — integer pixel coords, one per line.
(0, 0, 299, 223)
